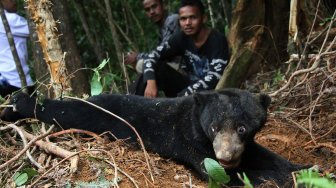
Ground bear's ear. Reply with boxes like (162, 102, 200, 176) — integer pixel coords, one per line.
(258, 94, 272, 110)
(193, 93, 206, 106)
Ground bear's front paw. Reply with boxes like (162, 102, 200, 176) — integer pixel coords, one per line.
(0, 92, 32, 122)
(7, 92, 31, 112)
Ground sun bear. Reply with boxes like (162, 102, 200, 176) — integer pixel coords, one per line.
(0, 89, 304, 187)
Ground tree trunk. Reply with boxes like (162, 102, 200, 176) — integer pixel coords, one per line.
(25, 0, 71, 98)
(25, 5, 51, 97)
(52, 0, 90, 96)
(104, 0, 123, 65)
(216, 0, 290, 89)
(72, 0, 104, 63)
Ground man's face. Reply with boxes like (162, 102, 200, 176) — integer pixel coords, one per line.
(1, 0, 17, 13)
(143, 0, 164, 24)
(179, 6, 205, 36)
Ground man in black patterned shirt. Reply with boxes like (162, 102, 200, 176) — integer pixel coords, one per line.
(141, 0, 229, 98)
(125, 0, 179, 73)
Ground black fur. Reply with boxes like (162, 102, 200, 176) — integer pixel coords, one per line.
(0, 89, 305, 187)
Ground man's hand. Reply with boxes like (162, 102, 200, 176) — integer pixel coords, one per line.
(145, 80, 158, 98)
(125, 52, 138, 68)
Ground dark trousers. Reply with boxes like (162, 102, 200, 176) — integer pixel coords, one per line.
(130, 63, 190, 97)
(0, 84, 35, 98)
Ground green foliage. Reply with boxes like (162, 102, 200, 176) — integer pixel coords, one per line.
(272, 69, 285, 87)
(238, 173, 254, 188)
(91, 58, 112, 96)
(204, 158, 230, 188)
(296, 168, 336, 188)
(13, 168, 38, 186)
(319, 17, 333, 26)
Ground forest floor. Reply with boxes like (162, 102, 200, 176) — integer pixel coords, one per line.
(1, 67, 335, 188)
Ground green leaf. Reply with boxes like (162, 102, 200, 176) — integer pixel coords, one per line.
(204, 158, 230, 185)
(23, 168, 38, 177)
(240, 173, 253, 188)
(91, 71, 103, 96)
(14, 172, 29, 186)
(13, 168, 38, 186)
(297, 177, 336, 188)
(95, 58, 110, 71)
(296, 168, 336, 188)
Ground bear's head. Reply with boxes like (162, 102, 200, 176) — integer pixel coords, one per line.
(192, 89, 271, 169)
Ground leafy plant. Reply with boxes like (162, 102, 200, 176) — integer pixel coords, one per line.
(13, 168, 38, 186)
(204, 158, 230, 188)
(90, 58, 110, 96)
(296, 168, 336, 188)
(271, 69, 285, 87)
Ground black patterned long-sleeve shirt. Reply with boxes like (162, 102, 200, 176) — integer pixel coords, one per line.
(143, 29, 229, 96)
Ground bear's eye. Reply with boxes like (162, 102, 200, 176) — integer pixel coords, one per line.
(237, 126, 246, 134)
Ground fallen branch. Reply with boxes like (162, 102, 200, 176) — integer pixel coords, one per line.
(4, 124, 43, 169)
(0, 125, 54, 170)
(21, 128, 79, 173)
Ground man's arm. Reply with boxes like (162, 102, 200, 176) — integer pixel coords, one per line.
(179, 33, 229, 96)
(143, 32, 183, 97)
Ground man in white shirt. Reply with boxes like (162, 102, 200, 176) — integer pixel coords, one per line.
(0, 0, 34, 97)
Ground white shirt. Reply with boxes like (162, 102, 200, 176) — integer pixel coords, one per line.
(0, 11, 33, 88)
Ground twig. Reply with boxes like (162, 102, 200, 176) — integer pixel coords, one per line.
(104, 159, 139, 188)
(5, 124, 43, 169)
(307, 73, 335, 144)
(0, 125, 54, 170)
(304, 142, 336, 154)
(49, 128, 104, 142)
(29, 149, 139, 188)
(0, 105, 13, 108)
(269, 58, 318, 97)
(285, 117, 311, 136)
(122, 53, 130, 94)
(63, 96, 154, 182)
(88, 151, 120, 188)
(270, 0, 335, 97)
(294, 0, 321, 72)
(303, 124, 336, 147)
(28, 150, 80, 187)
(257, 134, 291, 144)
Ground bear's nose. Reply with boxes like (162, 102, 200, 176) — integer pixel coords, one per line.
(213, 131, 244, 162)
